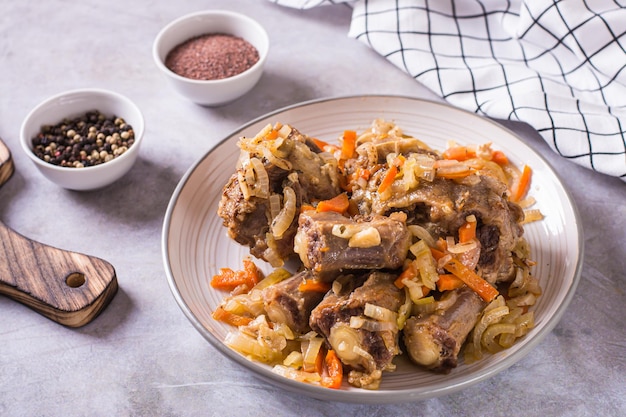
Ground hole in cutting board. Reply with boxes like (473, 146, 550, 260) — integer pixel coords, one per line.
(66, 272, 86, 288)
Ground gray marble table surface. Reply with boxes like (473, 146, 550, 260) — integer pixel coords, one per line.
(1, 1, 624, 416)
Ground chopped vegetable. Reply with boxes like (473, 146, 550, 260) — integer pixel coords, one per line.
(210, 259, 261, 293)
(491, 150, 509, 166)
(436, 274, 465, 292)
(410, 239, 439, 290)
(212, 306, 253, 327)
(316, 192, 350, 214)
(321, 349, 343, 389)
(271, 186, 297, 238)
(272, 365, 322, 383)
(521, 209, 544, 224)
(442, 145, 476, 161)
(511, 164, 532, 202)
(429, 247, 446, 261)
(302, 337, 325, 372)
(312, 137, 332, 151)
(298, 279, 331, 293)
(443, 257, 499, 302)
(458, 215, 477, 243)
(252, 267, 291, 291)
(394, 261, 418, 288)
(435, 160, 472, 179)
(377, 155, 405, 194)
(341, 130, 357, 160)
(265, 128, 279, 140)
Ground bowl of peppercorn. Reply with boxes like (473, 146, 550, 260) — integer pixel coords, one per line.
(152, 10, 269, 106)
(20, 88, 145, 191)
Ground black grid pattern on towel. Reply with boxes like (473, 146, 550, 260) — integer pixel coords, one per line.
(270, 0, 626, 181)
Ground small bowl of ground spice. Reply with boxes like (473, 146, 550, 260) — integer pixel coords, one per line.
(152, 10, 269, 106)
(20, 88, 144, 191)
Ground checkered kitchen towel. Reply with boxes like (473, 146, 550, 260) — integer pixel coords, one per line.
(270, 0, 626, 181)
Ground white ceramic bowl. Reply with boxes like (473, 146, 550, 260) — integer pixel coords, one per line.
(20, 88, 145, 191)
(152, 10, 269, 106)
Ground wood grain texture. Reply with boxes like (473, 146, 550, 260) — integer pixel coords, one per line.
(0, 138, 118, 327)
(0, 137, 14, 186)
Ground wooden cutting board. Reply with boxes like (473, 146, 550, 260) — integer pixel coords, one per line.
(0, 137, 118, 327)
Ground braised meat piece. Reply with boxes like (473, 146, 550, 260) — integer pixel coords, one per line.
(218, 174, 302, 264)
(309, 272, 405, 389)
(352, 173, 524, 284)
(293, 210, 411, 279)
(403, 286, 486, 372)
(217, 124, 342, 266)
(262, 270, 327, 334)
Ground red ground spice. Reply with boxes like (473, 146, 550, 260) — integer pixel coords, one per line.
(165, 33, 260, 80)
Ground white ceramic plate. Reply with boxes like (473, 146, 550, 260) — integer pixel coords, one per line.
(162, 95, 583, 403)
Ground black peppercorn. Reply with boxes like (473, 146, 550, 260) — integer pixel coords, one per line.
(31, 110, 135, 168)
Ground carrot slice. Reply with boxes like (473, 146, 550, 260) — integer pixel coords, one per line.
(511, 164, 532, 202)
(316, 193, 350, 214)
(443, 258, 499, 302)
(212, 306, 253, 327)
(321, 349, 343, 389)
(436, 274, 465, 291)
(442, 146, 476, 161)
(458, 218, 477, 243)
(378, 155, 405, 194)
(491, 150, 509, 166)
(341, 130, 357, 160)
(394, 261, 418, 288)
(312, 137, 332, 150)
(298, 279, 331, 293)
(430, 247, 446, 261)
(210, 259, 261, 292)
(378, 165, 398, 194)
(265, 129, 278, 140)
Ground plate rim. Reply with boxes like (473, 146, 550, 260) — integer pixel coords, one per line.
(161, 94, 584, 403)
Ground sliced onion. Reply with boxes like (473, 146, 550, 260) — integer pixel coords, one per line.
(225, 330, 283, 363)
(283, 351, 303, 368)
(237, 170, 251, 200)
(482, 323, 516, 353)
(348, 227, 381, 248)
(436, 161, 471, 177)
(272, 365, 321, 383)
(244, 164, 255, 186)
(331, 224, 356, 239)
(403, 279, 428, 304)
(263, 233, 283, 267)
(396, 288, 412, 330)
(407, 225, 436, 248)
(277, 124, 292, 139)
(517, 196, 537, 209)
(332, 279, 343, 295)
(353, 345, 375, 362)
(471, 304, 510, 358)
(521, 209, 544, 224)
(263, 146, 292, 171)
(447, 239, 478, 254)
(250, 157, 269, 198)
(364, 303, 398, 323)
(349, 316, 397, 332)
(301, 336, 324, 372)
(268, 193, 282, 221)
(271, 186, 296, 239)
